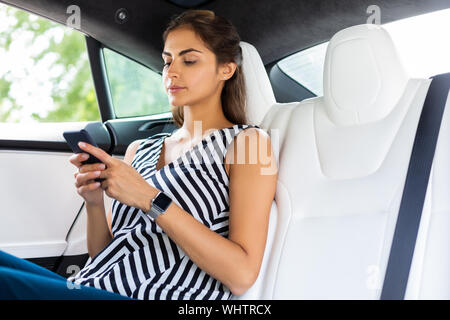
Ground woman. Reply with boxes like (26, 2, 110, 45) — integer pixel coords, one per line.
(0, 9, 277, 300)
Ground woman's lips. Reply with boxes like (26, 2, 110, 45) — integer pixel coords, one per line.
(169, 87, 185, 94)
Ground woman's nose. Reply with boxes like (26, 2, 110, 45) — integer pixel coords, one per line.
(167, 71, 179, 79)
(166, 61, 180, 77)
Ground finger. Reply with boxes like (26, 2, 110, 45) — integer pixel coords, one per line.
(75, 170, 102, 187)
(78, 162, 107, 174)
(97, 169, 107, 180)
(78, 142, 113, 166)
(78, 181, 101, 193)
(77, 171, 101, 186)
(69, 153, 90, 167)
(100, 179, 107, 190)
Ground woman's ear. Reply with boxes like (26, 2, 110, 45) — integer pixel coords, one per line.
(220, 61, 237, 80)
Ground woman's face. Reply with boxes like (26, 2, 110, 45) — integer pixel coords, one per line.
(162, 27, 234, 107)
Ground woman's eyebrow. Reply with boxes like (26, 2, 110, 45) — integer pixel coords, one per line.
(162, 48, 203, 57)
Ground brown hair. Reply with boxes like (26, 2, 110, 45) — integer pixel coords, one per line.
(162, 9, 247, 128)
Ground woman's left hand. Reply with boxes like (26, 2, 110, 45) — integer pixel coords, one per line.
(78, 142, 157, 211)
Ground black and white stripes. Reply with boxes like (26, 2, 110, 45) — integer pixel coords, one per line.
(69, 124, 260, 300)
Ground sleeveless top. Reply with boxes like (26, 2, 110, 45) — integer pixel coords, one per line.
(68, 124, 261, 300)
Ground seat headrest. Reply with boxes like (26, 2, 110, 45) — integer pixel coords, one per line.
(323, 24, 410, 126)
(240, 41, 276, 125)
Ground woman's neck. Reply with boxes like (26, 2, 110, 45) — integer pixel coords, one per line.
(178, 103, 234, 142)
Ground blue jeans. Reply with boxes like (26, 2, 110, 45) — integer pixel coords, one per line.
(0, 250, 133, 300)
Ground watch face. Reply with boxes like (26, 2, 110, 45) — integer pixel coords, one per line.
(153, 192, 172, 211)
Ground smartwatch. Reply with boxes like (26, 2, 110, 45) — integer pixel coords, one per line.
(146, 191, 172, 220)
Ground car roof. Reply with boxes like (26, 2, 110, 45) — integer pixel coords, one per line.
(1, 0, 449, 72)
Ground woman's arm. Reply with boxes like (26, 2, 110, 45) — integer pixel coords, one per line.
(78, 130, 277, 295)
(85, 202, 112, 259)
(138, 128, 278, 296)
(86, 139, 143, 258)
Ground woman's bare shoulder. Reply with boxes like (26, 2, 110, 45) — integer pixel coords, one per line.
(123, 139, 146, 165)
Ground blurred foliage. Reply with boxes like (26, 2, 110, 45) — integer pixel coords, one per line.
(0, 5, 100, 122)
(0, 76, 22, 121)
(0, 4, 171, 123)
(104, 48, 170, 118)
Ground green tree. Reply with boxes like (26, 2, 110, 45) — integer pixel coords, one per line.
(0, 75, 22, 121)
(0, 4, 99, 123)
(103, 48, 170, 118)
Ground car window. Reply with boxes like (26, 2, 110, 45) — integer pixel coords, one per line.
(102, 48, 170, 118)
(0, 3, 99, 123)
(277, 42, 328, 97)
(277, 8, 450, 97)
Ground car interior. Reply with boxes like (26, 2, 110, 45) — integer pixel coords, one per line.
(0, 0, 449, 299)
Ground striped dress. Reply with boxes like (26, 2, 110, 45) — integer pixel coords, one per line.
(68, 124, 261, 300)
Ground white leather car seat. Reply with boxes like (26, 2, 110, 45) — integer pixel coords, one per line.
(255, 24, 450, 299)
(232, 42, 299, 299)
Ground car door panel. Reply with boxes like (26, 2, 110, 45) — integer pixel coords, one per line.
(0, 122, 111, 273)
(0, 148, 82, 258)
(106, 117, 175, 154)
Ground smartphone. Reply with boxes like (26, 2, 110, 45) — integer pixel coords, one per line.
(63, 129, 106, 182)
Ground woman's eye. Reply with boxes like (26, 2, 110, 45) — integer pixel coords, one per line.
(163, 61, 196, 67)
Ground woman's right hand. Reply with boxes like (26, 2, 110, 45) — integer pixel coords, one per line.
(69, 152, 106, 206)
